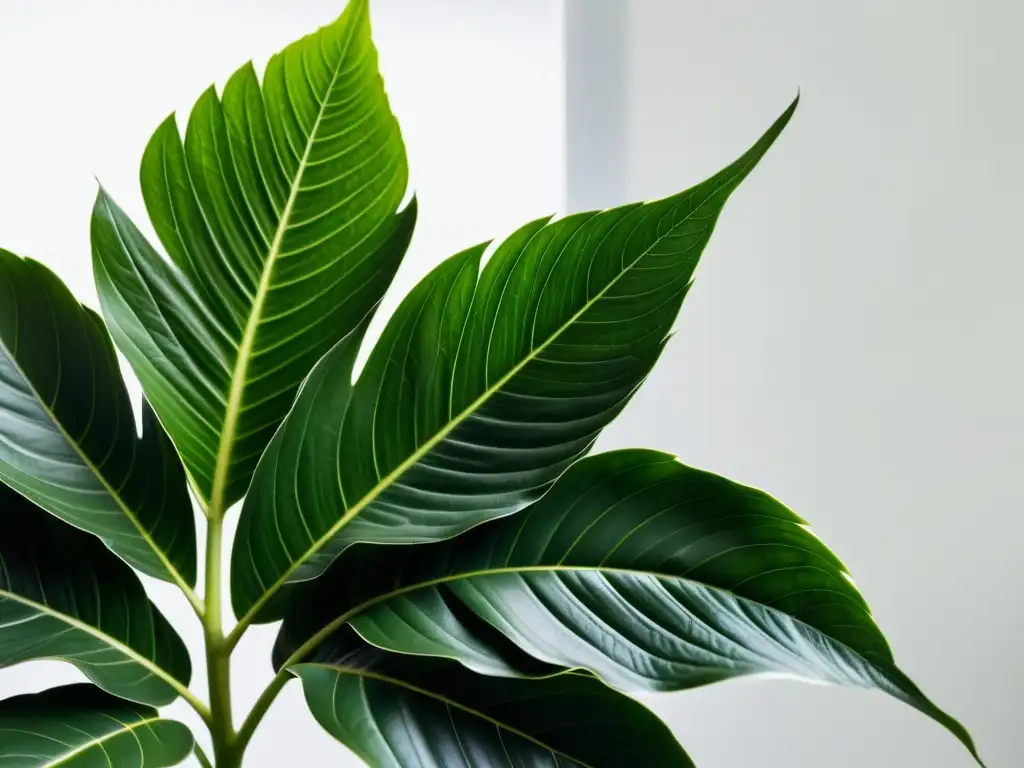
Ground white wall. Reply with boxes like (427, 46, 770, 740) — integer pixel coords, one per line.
(0, 1, 563, 764)
(582, 1, 1021, 766)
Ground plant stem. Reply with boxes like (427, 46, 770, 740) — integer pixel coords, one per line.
(204, 512, 238, 767)
(234, 671, 289, 756)
(194, 743, 214, 768)
(181, 583, 206, 620)
(235, 598, 366, 752)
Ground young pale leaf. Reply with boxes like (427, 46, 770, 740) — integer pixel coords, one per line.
(0, 250, 195, 587)
(0, 684, 194, 767)
(90, 0, 413, 512)
(231, 97, 799, 625)
(0, 483, 192, 707)
(294, 628, 693, 768)
(276, 450, 981, 765)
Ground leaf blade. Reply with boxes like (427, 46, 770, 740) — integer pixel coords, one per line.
(0, 483, 192, 707)
(91, 0, 413, 510)
(0, 249, 195, 586)
(0, 684, 194, 767)
(232, 97, 799, 623)
(277, 449, 981, 764)
(295, 629, 692, 768)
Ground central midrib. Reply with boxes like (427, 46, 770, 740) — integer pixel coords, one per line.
(206, 35, 355, 516)
(281, 562, 874, 674)
(0, 588, 187, 702)
(237, 178, 734, 628)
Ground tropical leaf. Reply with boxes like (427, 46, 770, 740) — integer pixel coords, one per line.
(0, 250, 195, 587)
(294, 628, 692, 768)
(275, 449, 981, 764)
(0, 482, 192, 707)
(0, 684, 194, 767)
(230, 97, 800, 625)
(90, 0, 413, 513)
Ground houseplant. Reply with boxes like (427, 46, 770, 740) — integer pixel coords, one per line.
(0, 1, 983, 765)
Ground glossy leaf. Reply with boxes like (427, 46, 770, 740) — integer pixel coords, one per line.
(91, 0, 413, 511)
(231, 97, 800, 624)
(295, 628, 692, 768)
(0, 684, 194, 767)
(0, 250, 195, 586)
(0, 483, 192, 707)
(276, 449, 980, 764)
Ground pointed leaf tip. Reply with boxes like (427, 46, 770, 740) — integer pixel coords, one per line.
(93, 0, 411, 510)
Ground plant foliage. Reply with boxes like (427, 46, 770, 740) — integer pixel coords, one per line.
(0, 1, 983, 766)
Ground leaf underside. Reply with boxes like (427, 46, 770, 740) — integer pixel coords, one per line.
(0, 482, 191, 707)
(277, 449, 980, 764)
(0, 250, 195, 586)
(0, 684, 193, 768)
(296, 628, 693, 768)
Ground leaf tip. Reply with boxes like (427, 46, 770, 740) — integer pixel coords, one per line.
(91, 182, 118, 218)
(335, 0, 371, 29)
(400, 191, 418, 218)
(92, 179, 110, 208)
(774, 91, 800, 134)
(153, 112, 181, 144)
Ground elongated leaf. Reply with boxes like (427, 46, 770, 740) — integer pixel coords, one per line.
(295, 628, 692, 768)
(0, 684, 193, 767)
(0, 250, 195, 586)
(231, 97, 799, 624)
(91, 0, 413, 511)
(276, 449, 981, 764)
(0, 483, 192, 707)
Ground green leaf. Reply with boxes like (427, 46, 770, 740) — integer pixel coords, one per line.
(294, 628, 692, 768)
(231, 97, 799, 625)
(0, 482, 192, 707)
(0, 250, 195, 587)
(276, 449, 982, 765)
(0, 684, 194, 767)
(90, 0, 413, 512)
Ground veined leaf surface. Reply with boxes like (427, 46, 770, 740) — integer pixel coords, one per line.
(231, 98, 799, 624)
(0, 250, 195, 586)
(295, 628, 692, 768)
(276, 449, 981, 764)
(91, 0, 413, 512)
(0, 685, 193, 767)
(0, 483, 192, 707)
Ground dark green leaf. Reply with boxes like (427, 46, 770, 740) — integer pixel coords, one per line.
(277, 449, 981, 765)
(231, 98, 799, 625)
(0, 483, 192, 707)
(0, 250, 195, 587)
(295, 628, 692, 768)
(0, 684, 194, 767)
(90, 0, 413, 512)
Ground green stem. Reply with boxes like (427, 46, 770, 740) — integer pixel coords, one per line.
(194, 743, 214, 768)
(234, 671, 290, 756)
(234, 599, 366, 752)
(204, 512, 238, 767)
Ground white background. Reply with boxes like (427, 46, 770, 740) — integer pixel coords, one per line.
(1, 0, 1019, 766)
(596, 2, 1020, 766)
